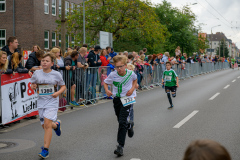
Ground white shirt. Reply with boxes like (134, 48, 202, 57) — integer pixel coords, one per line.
(104, 69, 137, 98)
(30, 69, 65, 109)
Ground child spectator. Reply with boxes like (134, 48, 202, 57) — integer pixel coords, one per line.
(100, 68, 108, 98)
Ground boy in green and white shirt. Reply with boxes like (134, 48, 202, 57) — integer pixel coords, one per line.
(104, 55, 137, 157)
(162, 62, 179, 109)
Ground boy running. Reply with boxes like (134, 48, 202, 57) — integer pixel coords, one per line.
(162, 62, 179, 109)
(31, 53, 66, 159)
(104, 55, 137, 157)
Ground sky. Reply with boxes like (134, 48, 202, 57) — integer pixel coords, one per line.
(150, 0, 240, 48)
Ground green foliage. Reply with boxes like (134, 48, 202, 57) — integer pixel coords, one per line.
(55, 0, 168, 53)
(216, 39, 229, 57)
(155, 0, 199, 56)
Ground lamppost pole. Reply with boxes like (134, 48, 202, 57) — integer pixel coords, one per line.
(83, 0, 86, 44)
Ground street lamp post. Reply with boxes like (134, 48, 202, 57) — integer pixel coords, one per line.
(83, 0, 86, 44)
(211, 25, 221, 56)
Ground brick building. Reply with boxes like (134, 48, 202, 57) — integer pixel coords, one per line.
(0, 0, 83, 50)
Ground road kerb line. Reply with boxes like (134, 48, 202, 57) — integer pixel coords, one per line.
(173, 110, 199, 128)
(223, 85, 230, 89)
(232, 79, 236, 82)
(209, 92, 220, 100)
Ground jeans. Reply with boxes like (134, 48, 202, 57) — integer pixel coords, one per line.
(86, 72, 97, 100)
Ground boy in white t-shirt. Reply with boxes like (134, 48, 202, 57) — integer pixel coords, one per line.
(31, 53, 66, 159)
(104, 55, 137, 157)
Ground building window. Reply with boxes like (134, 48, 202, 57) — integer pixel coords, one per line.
(71, 36, 75, 47)
(0, 29, 6, 48)
(65, 1, 69, 15)
(52, 0, 56, 16)
(52, 32, 56, 47)
(59, 34, 61, 47)
(214, 43, 216, 45)
(0, 0, 6, 12)
(71, 2, 74, 12)
(66, 34, 69, 48)
(44, 0, 49, 14)
(59, 0, 61, 15)
(44, 31, 49, 49)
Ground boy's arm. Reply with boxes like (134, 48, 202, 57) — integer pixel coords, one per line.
(52, 85, 66, 98)
(126, 79, 137, 96)
(176, 77, 179, 87)
(104, 82, 112, 97)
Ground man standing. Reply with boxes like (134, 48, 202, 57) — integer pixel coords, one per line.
(1, 37, 19, 56)
(106, 46, 112, 59)
(76, 47, 89, 101)
(86, 46, 102, 100)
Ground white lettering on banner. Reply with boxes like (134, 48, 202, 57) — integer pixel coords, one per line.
(1, 73, 38, 124)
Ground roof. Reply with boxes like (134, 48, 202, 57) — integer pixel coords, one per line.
(207, 32, 228, 41)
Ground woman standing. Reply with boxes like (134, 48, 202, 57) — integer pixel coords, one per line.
(0, 51, 9, 74)
(100, 49, 111, 66)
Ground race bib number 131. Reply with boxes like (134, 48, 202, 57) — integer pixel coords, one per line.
(120, 96, 136, 107)
(39, 85, 54, 96)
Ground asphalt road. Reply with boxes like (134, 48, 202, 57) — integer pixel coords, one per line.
(1, 69, 240, 160)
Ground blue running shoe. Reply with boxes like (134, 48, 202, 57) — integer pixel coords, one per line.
(54, 120, 61, 136)
(70, 101, 80, 107)
(168, 105, 174, 109)
(38, 147, 49, 159)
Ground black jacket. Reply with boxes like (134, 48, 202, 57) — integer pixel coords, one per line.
(1, 45, 19, 57)
(25, 52, 41, 69)
(87, 50, 102, 67)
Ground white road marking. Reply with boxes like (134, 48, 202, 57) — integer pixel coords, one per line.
(232, 79, 236, 82)
(130, 159, 141, 160)
(238, 76, 240, 79)
(173, 110, 199, 128)
(223, 85, 230, 89)
(209, 92, 220, 100)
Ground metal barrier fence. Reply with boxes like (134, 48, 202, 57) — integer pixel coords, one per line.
(61, 62, 229, 107)
(0, 62, 230, 125)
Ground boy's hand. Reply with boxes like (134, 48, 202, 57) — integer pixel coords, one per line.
(177, 83, 179, 88)
(31, 83, 37, 90)
(106, 90, 113, 97)
(126, 89, 134, 96)
(52, 92, 59, 98)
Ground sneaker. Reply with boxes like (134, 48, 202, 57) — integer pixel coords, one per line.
(70, 101, 80, 107)
(128, 121, 134, 138)
(38, 147, 49, 159)
(54, 120, 61, 136)
(114, 145, 123, 157)
(168, 105, 174, 109)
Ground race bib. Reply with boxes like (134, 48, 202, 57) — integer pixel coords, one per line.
(120, 96, 136, 107)
(39, 85, 54, 96)
(165, 76, 172, 82)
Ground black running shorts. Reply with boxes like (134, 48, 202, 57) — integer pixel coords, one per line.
(165, 86, 177, 93)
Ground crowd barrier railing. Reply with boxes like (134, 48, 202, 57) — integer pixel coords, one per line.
(0, 62, 230, 125)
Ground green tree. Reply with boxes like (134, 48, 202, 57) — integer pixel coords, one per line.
(56, 0, 168, 53)
(198, 34, 209, 54)
(216, 39, 229, 57)
(155, 0, 198, 56)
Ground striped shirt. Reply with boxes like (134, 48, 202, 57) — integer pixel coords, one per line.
(104, 69, 137, 98)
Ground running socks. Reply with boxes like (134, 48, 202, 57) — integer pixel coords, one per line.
(44, 148, 49, 151)
(172, 93, 176, 97)
(167, 92, 173, 105)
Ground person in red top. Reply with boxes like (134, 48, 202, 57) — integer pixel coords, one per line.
(100, 49, 111, 66)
